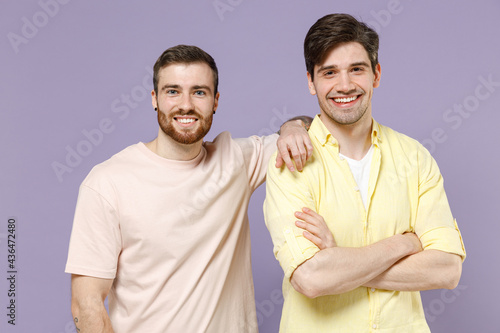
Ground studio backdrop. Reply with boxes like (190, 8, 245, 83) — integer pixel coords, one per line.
(1, 0, 499, 332)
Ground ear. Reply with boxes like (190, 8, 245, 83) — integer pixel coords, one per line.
(373, 63, 381, 88)
(213, 92, 220, 113)
(151, 90, 158, 109)
(307, 72, 317, 95)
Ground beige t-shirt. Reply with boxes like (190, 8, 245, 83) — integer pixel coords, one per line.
(65, 132, 278, 333)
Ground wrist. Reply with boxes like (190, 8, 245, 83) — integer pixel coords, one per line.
(389, 234, 415, 257)
(277, 116, 312, 134)
(400, 233, 422, 256)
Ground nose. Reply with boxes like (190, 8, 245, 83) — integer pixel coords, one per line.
(178, 93, 194, 112)
(335, 72, 355, 94)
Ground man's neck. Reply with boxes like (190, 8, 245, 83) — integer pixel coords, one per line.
(321, 114, 373, 161)
(145, 129, 203, 161)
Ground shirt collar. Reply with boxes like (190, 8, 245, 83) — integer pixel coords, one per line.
(310, 115, 383, 147)
(371, 119, 382, 147)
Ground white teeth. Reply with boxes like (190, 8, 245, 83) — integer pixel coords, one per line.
(334, 96, 357, 103)
(177, 118, 195, 124)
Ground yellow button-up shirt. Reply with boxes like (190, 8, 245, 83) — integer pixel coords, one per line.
(264, 115, 465, 333)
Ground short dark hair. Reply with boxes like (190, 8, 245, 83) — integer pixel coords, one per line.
(153, 45, 219, 96)
(304, 13, 379, 80)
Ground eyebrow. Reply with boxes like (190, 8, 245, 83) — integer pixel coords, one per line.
(350, 61, 371, 68)
(160, 84, 180, 92)
(160, 84, 212, 93)
(316, 61, 371, 74)
(192, 85, 212, 93)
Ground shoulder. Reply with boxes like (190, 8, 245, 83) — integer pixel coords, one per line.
(201, 131, 249, 170)
(202, 131, 240, 157)
(82, 143, 142, 188)
(378, 123, 431, 156)
(377, 123, 437, 172)
(205, 131, 234, 147)
(207, 131, 278, 157)
(233, 133, 278, 151)
(267, 147, 317, 186)
(91, 143, 141, 172)
(378, 123, 421, 148)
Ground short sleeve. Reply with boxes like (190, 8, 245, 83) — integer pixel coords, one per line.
(414, 145, 466, 261)
(234, 133, 278, 191)
(263, 152, 319, 279)
(65, 184, 122, 278)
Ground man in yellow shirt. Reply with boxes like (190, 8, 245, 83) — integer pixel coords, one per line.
(264, 13, 466, 332)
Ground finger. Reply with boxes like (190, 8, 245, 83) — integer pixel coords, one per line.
(289, 137, 308, 170)
(296, 209, 323, 225)
(305, 141, 314, 161)
(275, 154, 284, 168)
(288, 144, 303, 172)
(295, 141, 308, 171)
(276, 139, 295, 172)
(295, 220, 322, 237)
(301, 207, 323, 219)
(279, 147, 295, 172)
(295, 210, 320, 225)
(303, 231, 325, 250)
(295, 220, 307, 230)
(296, 211, 330, 240)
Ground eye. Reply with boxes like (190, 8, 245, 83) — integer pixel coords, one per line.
(194, 90, 206, 96)
(321, 70, 336, 79)
(352, 67, 364, 73)
(166, 89, 177, 95)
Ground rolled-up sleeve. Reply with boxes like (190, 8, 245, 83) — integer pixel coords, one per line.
(264, 152, 319, 279)
(414, 146, 466, 261)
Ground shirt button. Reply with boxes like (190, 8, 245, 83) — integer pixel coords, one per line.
(354, 186, 359, 191)
(285, 229, 290, 234)
(371, 288, 375, 292)
(339, 156, 344, 161)
(373, 324, 377, 329)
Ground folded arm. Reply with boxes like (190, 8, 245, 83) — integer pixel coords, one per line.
(290, 230, 421, 298)
(71, 275, 115, 333)
(363, 249, 462, 291)
(294, 208, 462, 297)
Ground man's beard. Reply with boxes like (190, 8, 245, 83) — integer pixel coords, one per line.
(157, 108, 213, 145)
(321, 89, 369, 126)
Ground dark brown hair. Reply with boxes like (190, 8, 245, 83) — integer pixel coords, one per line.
(153, 45, 219, 96)
(304, 13, 379, 80)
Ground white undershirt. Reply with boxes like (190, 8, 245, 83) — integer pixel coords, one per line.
(339, 145, 374, 209)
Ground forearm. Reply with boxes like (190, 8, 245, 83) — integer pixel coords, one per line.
(71, 275, 115, 333)
(71, 298, 114, 333)
(364, 250, 462, 291)
(291, 234, 418, 298)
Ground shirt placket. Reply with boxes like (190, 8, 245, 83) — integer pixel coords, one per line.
(336, 154, 367, 230)
(367, 144, 382, 332)
(323, 129, 384, 332)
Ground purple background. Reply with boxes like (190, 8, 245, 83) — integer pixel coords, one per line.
(1, 0, 499, 332)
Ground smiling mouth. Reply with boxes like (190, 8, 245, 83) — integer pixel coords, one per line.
(175, 117, 197, 124)
(332, 95, 360, 104)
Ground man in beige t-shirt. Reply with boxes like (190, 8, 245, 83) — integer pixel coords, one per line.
(65, 45, 312, 332)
